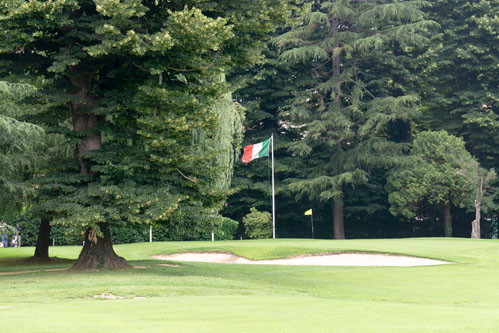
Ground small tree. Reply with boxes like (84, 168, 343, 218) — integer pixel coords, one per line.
(243, 207, 272, 239)
(456, 159, 497, 238)
(387, 131, 473, 237)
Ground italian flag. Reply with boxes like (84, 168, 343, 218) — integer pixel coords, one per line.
(242, 137, 271, 163)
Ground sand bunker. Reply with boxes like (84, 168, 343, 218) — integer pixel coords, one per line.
(153, 252, 450, 267)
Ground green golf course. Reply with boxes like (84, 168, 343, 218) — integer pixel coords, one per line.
(1, 238, 499, 332)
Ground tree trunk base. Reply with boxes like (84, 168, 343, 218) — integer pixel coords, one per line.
(333, 199, 345, 239)
(71, 224, 130, 270)
(34, 217, 51, 259)
(471, 220, 480, 239)
(443, 204, 452, 237)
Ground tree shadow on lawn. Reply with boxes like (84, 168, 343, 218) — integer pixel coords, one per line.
(0, 256, 306, 278)
(0, 256, 186, 276)
(0, 256, 74, 274)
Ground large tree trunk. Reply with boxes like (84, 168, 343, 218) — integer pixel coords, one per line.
(333, 199, 345, 239)
(331, 19, 345, 240)
(70, 75, 101, 175)
(331, 17, 342, 107)
(471, 199, 481, 239)
(69, 73, 129, 269)
(443, 203, 452, 237)
(71, 223, 129, 270)
(34, 217, 51, 258)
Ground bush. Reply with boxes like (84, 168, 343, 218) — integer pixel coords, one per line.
(243, 207, 272, 239)
(51, 224, 84, 246)
(214, 217, 239, 240)
(110, 223, 150, 244)
(4, 205, 238, 246)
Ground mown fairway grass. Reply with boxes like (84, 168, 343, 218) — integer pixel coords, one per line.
(1, 238, 499, 332)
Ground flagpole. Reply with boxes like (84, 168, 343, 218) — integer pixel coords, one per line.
(311, 212, 314, 240)
(271, 134, 275, 239)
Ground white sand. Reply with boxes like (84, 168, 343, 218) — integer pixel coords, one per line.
(153, 252, 450, 267)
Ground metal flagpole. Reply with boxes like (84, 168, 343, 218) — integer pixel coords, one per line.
(271, 134, 275, 239)
(311, 211, 314, 240)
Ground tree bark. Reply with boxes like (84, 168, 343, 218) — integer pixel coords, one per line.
(330, 19, 345, 240)
(331, 17, 342, 107)
(333, 198, 345, 239)
(71, 223, 129, 270)
(70, 75, 101, 175)
(471, 176, 483, 239)
(69, 72, 129, 269)
(443, 203, 452, 237)
(34, 217, 51, 258)
(471, 204, 481, 239)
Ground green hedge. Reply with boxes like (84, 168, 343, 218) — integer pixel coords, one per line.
(5, 212, 239, 246)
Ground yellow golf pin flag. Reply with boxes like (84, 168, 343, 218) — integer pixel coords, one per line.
(304, 209, 312, 215)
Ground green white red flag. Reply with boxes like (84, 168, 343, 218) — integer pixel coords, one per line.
(242, 137, 271, 163)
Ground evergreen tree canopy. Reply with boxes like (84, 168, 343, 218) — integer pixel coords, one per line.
(421, 0, 499, 168)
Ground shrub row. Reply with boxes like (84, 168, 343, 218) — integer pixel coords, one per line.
(3, 213, 241, 245)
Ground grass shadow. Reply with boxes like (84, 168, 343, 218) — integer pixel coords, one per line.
(0, 256, 74, 273)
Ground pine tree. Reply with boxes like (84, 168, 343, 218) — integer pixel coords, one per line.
(274, 0, 434, 238)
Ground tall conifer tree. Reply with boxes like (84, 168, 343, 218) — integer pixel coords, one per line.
(275, 0, 434, 238)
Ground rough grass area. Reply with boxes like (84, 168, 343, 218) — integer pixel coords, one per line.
(2, 238, 499, 332)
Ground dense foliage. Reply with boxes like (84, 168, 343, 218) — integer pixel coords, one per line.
(0, 82, 44, 217)
(0, 0, 285, 266)
(386, 131, 474, 237)
(243, 207, 272, 239)
(421, 0, 499, 168)
(5, 212, 239, 246)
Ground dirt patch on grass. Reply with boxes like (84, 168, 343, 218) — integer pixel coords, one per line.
(91, 293, 148, 300)
(152, 252, 450, 267)
(157, 263, 181, 268)
(93, 293, 124, 300)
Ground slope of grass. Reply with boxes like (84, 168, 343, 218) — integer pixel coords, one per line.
(2, 238, 499, 332)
